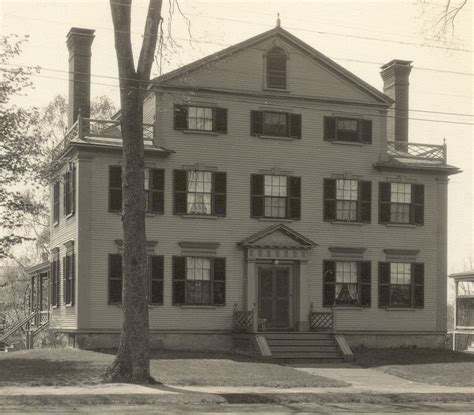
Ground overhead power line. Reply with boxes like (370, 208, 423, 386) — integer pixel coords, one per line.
(2, 68, 473, 127)
(2, 65, 472, 118)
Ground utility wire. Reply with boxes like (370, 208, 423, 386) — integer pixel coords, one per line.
(2, 65, 472, 118)
(2, 68, 473, 126)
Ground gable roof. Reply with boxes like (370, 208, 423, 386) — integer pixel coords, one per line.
(239, 224, 317, 250)
(152, 26, 392, 105)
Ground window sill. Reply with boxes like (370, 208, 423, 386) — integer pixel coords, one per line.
(178, 305, 219, 309)
(384, 307, 419, 311)
(328, 140, 365, 146)
(65, 213, 75, 220)
(148, 304, 163, 307)
(53, 222, 59, 227)
(182, 129, 219, 136)
(51, 305, 58, 309)
(146, 212, 164, 217)
(181, 214, 219, 220)
(332, 306, 365, 310)
(385, 223, 417, 228)
(258, 135, 295, 141)
(65, 304, 74, 308)
(258, 217, 293, 223)
(262, 87, 290, 93)
(330, 221, 364, 226)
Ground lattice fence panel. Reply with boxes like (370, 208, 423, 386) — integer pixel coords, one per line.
(310, 312, 333, 331)
(233, 310, 253, 332)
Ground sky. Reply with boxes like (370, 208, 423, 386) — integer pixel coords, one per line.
(1, 0, 473, 272)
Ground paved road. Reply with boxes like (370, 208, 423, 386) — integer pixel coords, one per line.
(1, 402, 473, 414)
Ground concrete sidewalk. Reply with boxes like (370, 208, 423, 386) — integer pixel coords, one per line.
(0, 365, 473, 397)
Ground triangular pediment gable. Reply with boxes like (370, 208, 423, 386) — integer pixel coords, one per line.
(153, 27, 392, 105)
(240, 224, 316, 250)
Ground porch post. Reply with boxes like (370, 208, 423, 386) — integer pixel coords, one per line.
(246, 260, 257, 333)
(453, 280, 458, 350)
(297, 260, 310, 331)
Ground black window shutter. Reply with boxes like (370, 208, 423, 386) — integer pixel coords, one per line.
(324, 116, 336, 141)
(378, 262, 390, 308)
(323, 260, 336, 307)
(412, 263, 424, 308)
(109, 166, 122, 212)
(174, 104, 188, 130)
(71, 253, 75, 306)
(173, 170, 187, 215)
(361, 120, 372, 144)
(359, 181, 372, 223)
(213, 172, 227, 217)
(108, 254, 122, 305)
(150, 169, 165, 214)
(62, 257, 66, 305)
(412, 184, 424, 225)
(250, 174, 264, 218)
(150, 255, 164, 305)
(290, 113, 302, 139)
(63, 173, 68, 216)
(172, 256, 186, 305)
(213, 257, 226, 306)
(250, 110, 263, 136)
(215, 108, 228, 134)
(53, 182, 60, 223)
(379, 182, 391, 223)
(71, 165, 76, 214)
(323, 178, 336, 221)
(288, 176, 301, 220)
(359, 261, 371, 307)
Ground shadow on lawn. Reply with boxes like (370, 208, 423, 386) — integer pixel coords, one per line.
(354, 348, 474, 367)
(0, 358, 106, 386)
(98, 348, 267, 363)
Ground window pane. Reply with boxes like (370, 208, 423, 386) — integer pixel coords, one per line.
(187, 106, 213, 131)
(335, 261, 358, 305)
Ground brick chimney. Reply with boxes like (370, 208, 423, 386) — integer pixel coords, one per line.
(381, 59, 412, 142)
(66, 27, 95, 128)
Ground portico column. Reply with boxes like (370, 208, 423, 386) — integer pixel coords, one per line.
(297, 260, 310, 331)
(246, 259, 258, 333)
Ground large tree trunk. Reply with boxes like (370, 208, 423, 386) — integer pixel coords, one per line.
(105, 0, 162, 384)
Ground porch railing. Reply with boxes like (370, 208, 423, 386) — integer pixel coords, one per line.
(233, 309, 254, 333)
(387, 141, 446, 163)
(310, 311, 333, 332)
(52, 113, 155, 159)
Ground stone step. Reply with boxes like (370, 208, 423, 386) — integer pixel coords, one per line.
(270, 345, 339, 353)
(266, 339, 336, 346)
(271, 351, 343, 359)
(275, 357, 345, 364)
(264, 332, 333, 340)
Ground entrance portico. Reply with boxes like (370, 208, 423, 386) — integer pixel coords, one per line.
(239, 224, 317, 332)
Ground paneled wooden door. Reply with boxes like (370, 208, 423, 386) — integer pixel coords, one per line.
(258, 265, 293, 330)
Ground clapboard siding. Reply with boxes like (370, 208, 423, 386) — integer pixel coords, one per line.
(51, 35, 447, 334)
(166, 37, 377, 103)
(50, 161, 78, 329)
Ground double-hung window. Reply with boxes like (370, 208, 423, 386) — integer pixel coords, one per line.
(379, 182, 424, 225)
(250, 174, 301, 220)
(173, 170, 226, 216)
(172, 256, 226, 306)
(378, 262, 424, 308)
(63, 164, 76, 217)
(323, 178, 371, 223)
(51, 249, 60, 307)
(109, 166, 164, 214)
(251, 110, 302, 139)
(323, 116, 372, 144)
(63, 245, 75, 306)
(108, 254, 164, 305)
(323, 260, 371, 307)
(174, 105, 228, 134)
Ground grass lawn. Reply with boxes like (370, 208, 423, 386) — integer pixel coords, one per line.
(0, 348, 347, 388)
(354, 348, 474, 387)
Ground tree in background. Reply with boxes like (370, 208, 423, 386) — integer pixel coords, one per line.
(417, 0, 470, 41)
(105, 0, 163, 383)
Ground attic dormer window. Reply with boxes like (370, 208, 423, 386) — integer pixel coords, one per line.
(267, 47, 287, 89)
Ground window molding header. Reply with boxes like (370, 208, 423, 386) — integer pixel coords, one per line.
(383, 249, 420, 261)
(329, 246, 366, 259)
(178, 241, 220, 256)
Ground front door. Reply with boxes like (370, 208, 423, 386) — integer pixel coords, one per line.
(258, 265, 292, 330)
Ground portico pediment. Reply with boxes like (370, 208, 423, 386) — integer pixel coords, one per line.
(239, 224, 317, 250)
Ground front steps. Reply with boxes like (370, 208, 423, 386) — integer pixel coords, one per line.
(264, 332, 345, 363)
